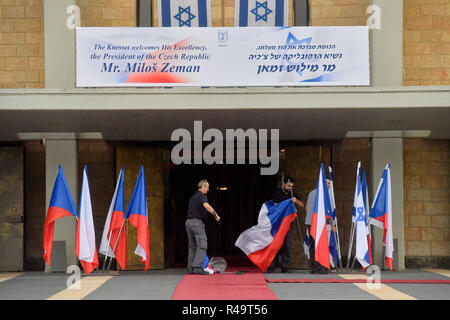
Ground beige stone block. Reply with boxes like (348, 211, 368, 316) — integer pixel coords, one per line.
(404, 139, 431, 152)
(111, 0, 135, 8)
(421, 4, 446, 16)
(422, 228, 446, 241)
(409, 215, 432, 227)
(431, 241, 449, 256)
(2, 6, 25, 19)
(405, 227, 422, 241)
(0, 19, 15, 33)
(430, 162, 449, 175)
(406, 240, 431, 256)
(2, 33, 26, 44)
(25, 32, 43, 44)
(0, 70, 16, 83)
(404, 201, 424, 215)
(102, 7, 123, 19)
(431, 189, 449, 201)
(405, 175, 421, 189)
(424, 201, 447, 215)
(431, 215, 450, 227)
(16, 44, 39, 57)
(0, 44, 17, 57)
(6, 56, 28, 70)
(24, 5, 43, 19)
(405, 162, 431, 176)
(421, 176, 444, 189)
(28, 56, 43, 70)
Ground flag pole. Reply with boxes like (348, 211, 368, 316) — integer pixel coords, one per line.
(105, 218, 126, 273)
(289, 184, 308, 267)
(346, 221, 355, 272)
(101, 231, 112, 273)
(328, 167, 343, 272)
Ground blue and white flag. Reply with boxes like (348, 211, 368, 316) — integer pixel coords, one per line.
(353, 162, 371, 269)
(158, 0, 212, 27)
(235, 0, 289, 27)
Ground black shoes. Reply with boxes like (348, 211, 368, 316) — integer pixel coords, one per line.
(281, 268, 292, 273)
(191, 267, 209, 275)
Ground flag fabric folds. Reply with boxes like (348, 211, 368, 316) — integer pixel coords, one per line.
(75, 166, 99, 275)
(43, 165, 77, 266)
(354, 162, 371, 269)
(327, 166, 339, 267)
(158, 0, 212, 27)
(361, 167, 373, 265)
(99, 167, 127, 270)
(310, 163, 332, 270)
(235, 198, 297, 272)
(235, 0, 289, 27)
(303, 228, 310, 260)
(369, 164, 394, 271)
(125, 166, 150, 271)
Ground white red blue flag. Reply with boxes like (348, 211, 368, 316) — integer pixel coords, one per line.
(369, 164, 394, 271)
(99, 167, 127, 270)
(202, 254, 217, 274)
(158, 0, 212, 27)
(235, 198, 297, 272)
(43, 165, 77, 266)
(75, 166, 99, 275)
(310, 163, 331, 269)
(235, 0, 289, 26)
(353, 162, 371, 269)
(125, 166, 150, 271)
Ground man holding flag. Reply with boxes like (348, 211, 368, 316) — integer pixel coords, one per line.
(267, 176, 304, 273)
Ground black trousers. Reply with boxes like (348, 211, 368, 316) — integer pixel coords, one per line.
(270, 226, 292, 270)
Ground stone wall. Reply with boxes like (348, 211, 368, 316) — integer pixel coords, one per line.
(403, 0, 450, 86)
(309, 0, 370, 26)
(403, 138, 449, 268)
(0, 0, 45, 88)
(77, 0, 137, 27)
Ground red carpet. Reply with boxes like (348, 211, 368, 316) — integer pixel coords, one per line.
(266, 278, 450, 284)
(172, 267, 278, 300)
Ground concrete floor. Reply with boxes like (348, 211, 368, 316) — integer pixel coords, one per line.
(0, 268, 449, 301)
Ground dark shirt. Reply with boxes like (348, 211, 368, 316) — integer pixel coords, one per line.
(271, 188, 301, 204)
(187, 191, 208, 220)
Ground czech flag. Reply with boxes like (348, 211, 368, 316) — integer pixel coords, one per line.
(310, 163, 331, 270)
(99, 167, 127, 270)
(369, 164, 394, 271)
(75, 166, 99, 275)
(235, 198, 297, 272)
(125, 166, 150, 271)
(354, 162, 371, 269)
(43, 165, 77, 266)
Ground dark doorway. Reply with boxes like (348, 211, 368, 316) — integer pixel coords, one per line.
(165, 164, 277, 267)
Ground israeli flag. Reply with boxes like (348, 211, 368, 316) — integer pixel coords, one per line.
(158, 0, 212, 27)
(235, 0, 289, 27)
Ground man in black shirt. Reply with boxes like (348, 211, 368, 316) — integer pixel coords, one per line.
(186, 179, 221, 275)
(268, 176, 304, 273)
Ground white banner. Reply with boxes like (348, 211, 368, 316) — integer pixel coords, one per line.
(76, 26, 369, 87)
